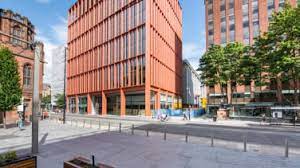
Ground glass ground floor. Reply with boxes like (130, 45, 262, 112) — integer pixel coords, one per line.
(67, 89, 181, 116)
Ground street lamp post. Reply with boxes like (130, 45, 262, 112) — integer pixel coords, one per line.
(63, 47, 67, 124)
(0, 30, 41, 154)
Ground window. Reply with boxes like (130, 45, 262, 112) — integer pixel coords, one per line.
(12, 26, 22, 45)
(279, 0, 285, 10)
(268, 0, 275, 10)
(110, 65, 114, 89)
(221, 17, 226, 33)
(78, 97, 87, 114)
(69, 97, 76, 113)
(131, 59, 136, 86)
(23, 64, 31, 87)
(142, 26, 145, 54)
(208, 20, 213, 30)
(253, 21, 260, 37)
(208, 35, 214, 46)
(142, 0, 146, 23)
(221, 33, 226, 44)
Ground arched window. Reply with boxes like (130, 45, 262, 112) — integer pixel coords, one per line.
(23, 64, 31, 87)
(11, 26, 22, 45)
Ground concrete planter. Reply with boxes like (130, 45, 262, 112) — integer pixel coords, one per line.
(0, 156, 37, 168)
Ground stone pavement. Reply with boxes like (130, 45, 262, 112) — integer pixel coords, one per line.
(1, 120, 300, 168)
(37, 132, 300, 168)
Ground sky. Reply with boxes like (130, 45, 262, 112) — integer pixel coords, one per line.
(0, 0, 206, 83)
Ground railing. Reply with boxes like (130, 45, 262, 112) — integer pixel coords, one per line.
(48, 115, 298, 158)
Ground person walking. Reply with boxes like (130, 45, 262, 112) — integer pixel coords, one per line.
(188, 105, 192, 120)
(183, 110, 188, 120)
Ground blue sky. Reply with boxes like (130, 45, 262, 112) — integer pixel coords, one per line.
(0, 0, 206, 82)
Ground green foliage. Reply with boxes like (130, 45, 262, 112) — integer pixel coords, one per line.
(55, 93, 65, 109)
(198, 45, 227, 87)
(224, 42, 246, 84)
(198, 4, 300, 106)
(252, 4, 300, 104)
(0, 47, 22, 112)
(0, 151, 17, 164)
(42, 95, 51, 105)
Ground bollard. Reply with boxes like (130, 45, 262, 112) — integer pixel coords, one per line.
(243, 135, 247, 152)
(164, 129, 167, 141)
(185, 132, 188, 143)
(211, 134, 214, 147)
(76, 120, 78, 127)
(131, 124, 134, 135)
(71, 119, 73, 126)
(108, 122, 111, 132)
(146, 128, 149, 137)
(99, 120, 101, 130)
(90, 120, 92, 128)
(83, 120, 86, 128)
(285, 138, 289, 158)
(119, 123, 122, 133)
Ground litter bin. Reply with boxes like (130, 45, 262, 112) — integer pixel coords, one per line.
(213, 115, 217, 122)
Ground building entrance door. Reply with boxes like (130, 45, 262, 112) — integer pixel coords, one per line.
(92, 96, 102, 115)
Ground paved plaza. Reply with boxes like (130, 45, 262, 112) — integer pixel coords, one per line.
(0, 120, 300, 168)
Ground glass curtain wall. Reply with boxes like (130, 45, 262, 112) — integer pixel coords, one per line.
(126, 94, 145, 116)
(107, 94, 120, 115)
(78, 96, 87, 114)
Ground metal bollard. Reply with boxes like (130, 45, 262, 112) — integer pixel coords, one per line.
(71, 119, 73, 126)
(285, 138, 289, 158)
(119, 123, 122, 133)
(211, 134, 214, 147)
(164, 129, 167, 141)
(108, 122, 111, 132)
(131, 124, 134, 135)
(99, 120, 101, 130)
(83, 120, 86, 128)
(243, 135, 247, 152)
(185, 132, 188, 143)
(146, 128, 149, 137)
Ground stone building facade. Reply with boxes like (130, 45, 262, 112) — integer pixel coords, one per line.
(0, 9, 44, 125)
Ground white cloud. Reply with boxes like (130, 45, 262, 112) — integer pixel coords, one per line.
(36, 17, 67, 83)
(51, 17, 68, 44)
(35, 0, 51, 3)
(183, 43, 206, 70)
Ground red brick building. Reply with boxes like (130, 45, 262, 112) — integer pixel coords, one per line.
(0, 9, 44, 125)
(205, 0, 298, 116)
(67, 0, 182, 116)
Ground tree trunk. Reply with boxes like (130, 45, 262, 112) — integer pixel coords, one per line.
(276, 76, 283, 104)
(220, 83, 224, 105)
(3, 111, 6, 129)
(228, 82, 232, 105)
(294, 78, 299, 106)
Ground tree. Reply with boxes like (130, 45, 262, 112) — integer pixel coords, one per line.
(223, 42, 246, 105)
(0, 47, 22, 129)
(252, 3, 300, 105)
(198, 45, 229, 105)
(41, 95, 51, 110)
(54, 94, 65, 109)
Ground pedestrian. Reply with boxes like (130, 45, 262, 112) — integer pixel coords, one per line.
(188, 105, 191, 120)
(183, 110, 188, 120)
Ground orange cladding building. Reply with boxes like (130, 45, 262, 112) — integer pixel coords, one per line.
(67, 0, 183, 116)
